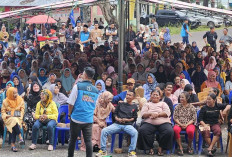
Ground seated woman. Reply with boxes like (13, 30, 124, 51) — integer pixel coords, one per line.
(138, 89, 174, 155)
(49, 84, 68, 106)
(173, 92, 196, 155)
(1, 87, 25, 152)
(60, 68, 75, 95)
(174, 79, 194, 98)
(24, 81, 42, 135)
(11, 75, 24, 96)
(81, 91, 114, 151)
(0, 81, 14, 143)
(143, 73, 158, 101)
(55, 78, 68, 96)
(29, 89, 58, 151)
(38, 68, 48, 86)
(95, 80, 106, 94)
(201, 71, 221, 92)
(198, 93, 223, 156)
(183, 84, 199, 103)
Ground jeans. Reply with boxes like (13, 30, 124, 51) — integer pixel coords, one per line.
(68, 120, 92, 157)
(32, 119, 56, 145)
(182, 36, 189, 44)
(0, 41, 8, 48)
(100, 123, 138, 152)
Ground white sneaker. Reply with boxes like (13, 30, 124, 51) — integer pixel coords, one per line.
(29, 144, 36, 150)
(48, 145, 53, 151)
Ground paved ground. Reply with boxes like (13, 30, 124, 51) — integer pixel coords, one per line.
(172, 27, 232, 51)
(0, 125, 229, 157)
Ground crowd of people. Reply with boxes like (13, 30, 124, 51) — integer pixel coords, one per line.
(0, 16, 232, 157)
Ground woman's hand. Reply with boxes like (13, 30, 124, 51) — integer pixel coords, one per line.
(203, 124, 209, 131)
(98, 121, 105, 128)
(150, 113, 158, 119)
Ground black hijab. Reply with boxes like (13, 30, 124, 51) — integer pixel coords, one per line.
(105, 77, 113, 93)
(55, 78, 68, 96)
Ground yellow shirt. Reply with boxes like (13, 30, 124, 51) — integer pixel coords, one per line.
(35, 101, 58, 121)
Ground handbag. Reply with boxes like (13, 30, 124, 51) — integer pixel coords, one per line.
(6, 110, 21, 117)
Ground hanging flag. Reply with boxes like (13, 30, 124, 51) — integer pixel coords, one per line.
(69, 9, 76, 27)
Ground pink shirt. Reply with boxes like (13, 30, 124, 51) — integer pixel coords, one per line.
(167, 94, 178, 105)
(141, 101, 171, 125)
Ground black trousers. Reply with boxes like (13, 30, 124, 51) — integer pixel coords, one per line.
(138, 122, 174, 150)
(68, 120, 93, 157)
(12, 123, 21, 144)
(0, 117, 3, 138)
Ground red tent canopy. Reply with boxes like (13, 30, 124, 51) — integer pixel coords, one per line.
(26, 15, 57, 24)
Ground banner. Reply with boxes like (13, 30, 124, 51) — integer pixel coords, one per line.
(69, 9, 76, 27)
(129, 0, 135, 20)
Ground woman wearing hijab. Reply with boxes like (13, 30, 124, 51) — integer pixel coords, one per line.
(105, 77, 117, 96)
(174, 79, 195, 98)
(1, 87, 25, 152)
(154, 64, 167, 83)
(132, 63, 147, 85)
(124, 57, 136, 74)
(143, 73, 158, 100)
(205, 56, 217, 71)
(195, 51, 203, 64)
(213, 67, 225, 91)
(142, 26, 151, 49)
(95, 80, 106, 94)
(38, 68, 48, 86)
(41, 52, 52, 70)
(18, 69, 28, 87)
(141, 42, 150, 55)
(17, 60, 30, 76)
(201, 71, 222, 92)
(81, 91, 114, 151)
(11, 75, 24, 96)
(49, 84, 68, 106)
(24, 81, 42, 135)
(163, 27, 171, 44)
(62, 59, 71, 71)
(55, 78, 68, 97)
(29, 89, 58, 151)
(191, 63, 207, 93)
(60, 68, 75, 95)
(43, 73, 57, 90)
(31, 60, 39, 74)
(49, 56, 63, 71)
(0, 61, 9, 73)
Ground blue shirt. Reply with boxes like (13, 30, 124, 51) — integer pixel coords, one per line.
(80, 31, 90, 47)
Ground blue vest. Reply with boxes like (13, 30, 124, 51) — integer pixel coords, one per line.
(80, 31, 90, 47)
(71, 81, 99, 123)
(181, 23, 189, 37)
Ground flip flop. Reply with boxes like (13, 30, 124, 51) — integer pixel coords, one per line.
(11, 146, 18, 152)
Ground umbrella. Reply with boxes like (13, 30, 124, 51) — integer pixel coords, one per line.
(26, 15, 57, 24)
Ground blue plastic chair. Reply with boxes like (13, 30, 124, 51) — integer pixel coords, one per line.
(171, 104, 197, 154)
(197, 110, 224, 155)
(2, 126, 24, 148)
(229, 90, 232, 104)
(53, 105, 79, 150)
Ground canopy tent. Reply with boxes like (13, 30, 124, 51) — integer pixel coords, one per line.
(26, 15, 57, 24)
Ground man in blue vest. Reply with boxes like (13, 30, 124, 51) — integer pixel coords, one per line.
(67, 67, 99, 157)
(181, 19, 192, 44)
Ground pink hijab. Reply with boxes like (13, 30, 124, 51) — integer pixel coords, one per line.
(205, 56, 217, 71)
(205, 71, 219, 87)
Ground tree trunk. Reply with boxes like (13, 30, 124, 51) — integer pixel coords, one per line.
(203, 0, 209, 7)
(82, 6, 91, 23)
(98, 0, 118, 26)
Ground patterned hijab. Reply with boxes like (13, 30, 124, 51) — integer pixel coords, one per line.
(40, 89, 53, 109)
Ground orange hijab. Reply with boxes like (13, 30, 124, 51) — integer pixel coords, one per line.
(6, 87, 23, 109)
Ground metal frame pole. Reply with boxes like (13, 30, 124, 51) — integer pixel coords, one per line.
(118, 0, 125, 93)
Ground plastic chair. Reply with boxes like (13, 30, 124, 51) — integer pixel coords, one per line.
(197, 110, 224, 155)
(106, 112, 113, 126)
(229, 90, 232, 104)
(2, 126, 24, 148)
(53, 105, 79, 150)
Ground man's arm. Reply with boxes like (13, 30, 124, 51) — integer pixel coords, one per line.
(67, 85, 78, 118)
(68, 104, 74, 117)
(203, 33, 208, 44)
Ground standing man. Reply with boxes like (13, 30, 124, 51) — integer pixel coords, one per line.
(59, 23, 66, 47)
(65, 23, 75, 47)
(90, 22, 102, 44)
(80, 25, 91, 47)
(67, 67, 98, 157)
(181, 19, 192, 44)
(151, 18, 159, 35)
(203, 27, 218, 51)
(219, 28, 232, 46)
(106, 23, 118, 42)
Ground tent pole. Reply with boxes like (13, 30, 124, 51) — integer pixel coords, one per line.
(118, 0, 125, 93)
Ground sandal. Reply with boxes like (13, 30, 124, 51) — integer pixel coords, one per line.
(11, 146, 18, 152)
(187, 147, 194, 155)
(207, 150, 214, 157)
(211, 148, 217, 154)
(19, 139, 25, 145)
(149, 149, 154, 155)
(177, 148, 184, 156)
(157, 151, 164, 156)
